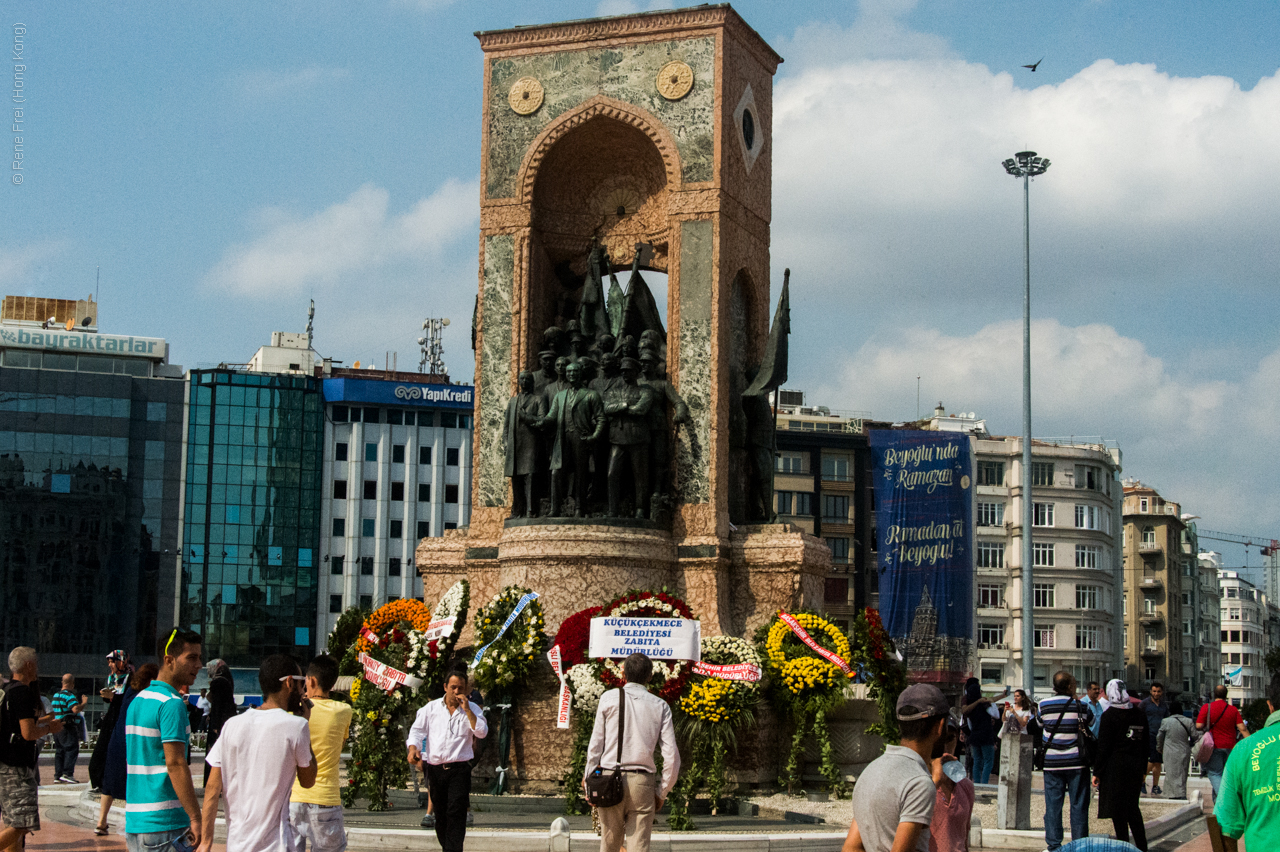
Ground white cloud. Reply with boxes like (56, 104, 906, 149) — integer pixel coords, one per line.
(237, 66, 350, 99)
(813, 319, 1280, 531)
(204, 179, 477, 296)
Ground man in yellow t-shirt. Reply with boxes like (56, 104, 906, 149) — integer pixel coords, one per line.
(289, 655, 353, 851)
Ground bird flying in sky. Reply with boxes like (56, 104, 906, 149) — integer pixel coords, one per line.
(1023, 57, 1043, 72)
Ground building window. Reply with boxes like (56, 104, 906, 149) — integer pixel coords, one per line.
(1031, 462, 1054, 487)
(1226, 587, 1237, 598)
(1034, 583, 1056, 608)
(417, 521, 430, 539)
(977, 541, 1005, 568)
(361, 518, 376, 537)
(332, 518, 345, 537)
(363, 442, 377, 462)
(825, 537, 849, 562)
(1141, 525, 1155, 545)
(1144, 665, 1156, 682)
(1181, 591, 1192, 606)
(363, 480, 377, 500)
(333, 406, 349, 423)
(1075, 544, 1101, 569)
(330, 556, 344, 576)
(389, 558, 401, 577)
(391, 482, 404, 501)
(821, 494, 849, 523)
(445, 484, 459, 504)
(335, 442, 348, 461)
(977, 502, 1004, 526)
(363, 408, 380, 424)
(1143, 594, 1157, 614)
(1075, 464, 1101, 491)
(1033, 625, 1056, 648)
(1139, 498, 1149, 513)
(1076, 625, 1099, 650)
(1076, 585, 1100, 609)
(1183, 619, 1193, 636)
(442, 413, 458, 428)
(444, 521, 457, 530)
(977, 461, 1004, 486)
(980, 665, 1003, 684)
(419, 446, 432, 465)
(1075, 505, 1099, 529)
(1230, 630, 1240, 642)
(777, 491, 813, 516)
(777, 452, 807, 474)
(387, 410, 403, 426)
(392, 444, 405, 464)
(332, 480, 347, 499)
(824, 577, 849, 604)
(329, 595, 343, 613)
(1033, 542, 1055, 567)
(1033, 502, 1055, 526)
(978, 584, 1005, 608)
(360, 556, 373, 576)
(446, 447, 460, 466)
(359, 594, 373, 610)
(821, 455, 851, 480)
(390, 520, 403, 538)
(978, 623, 1006, 646)
(418, 483, 430, 502)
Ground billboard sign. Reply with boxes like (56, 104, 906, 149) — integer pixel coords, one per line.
(870, 430, 973, 680)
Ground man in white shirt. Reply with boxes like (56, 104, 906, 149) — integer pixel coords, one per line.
(406, 664, 488, 852)
(198, 655, 316, 852)
(582, 653, 681, 852)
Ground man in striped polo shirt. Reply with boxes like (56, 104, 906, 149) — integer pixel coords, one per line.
(1038, 671, 1094, 851)
(125, 628, 204, 852)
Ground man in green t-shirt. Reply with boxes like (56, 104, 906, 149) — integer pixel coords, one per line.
(1215, 672, 1280, 848)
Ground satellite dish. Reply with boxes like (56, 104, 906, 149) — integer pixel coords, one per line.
(64, 318, 75, 331)
(81, 316, 93, 327)
(353, 360, 361, 369)
(442, 318, 450, 327)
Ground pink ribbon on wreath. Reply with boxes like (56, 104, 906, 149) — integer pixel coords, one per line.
(778, 611, 853, 675)
(358, 652, 423, 693)
(547, 645, 571, 729)
(691, 661, 762, 682)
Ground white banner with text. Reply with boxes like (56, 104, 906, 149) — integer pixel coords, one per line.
(588, 617, 701, 661)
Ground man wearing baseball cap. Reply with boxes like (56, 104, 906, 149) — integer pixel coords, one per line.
(842, 684, 951, 852)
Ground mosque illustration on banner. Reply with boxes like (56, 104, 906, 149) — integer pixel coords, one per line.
(901, 585, 971, 673)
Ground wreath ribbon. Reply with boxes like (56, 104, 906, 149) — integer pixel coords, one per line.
(423, 618, 455, 641)
(691, 661, 762, 682)
(472, 591, 540, 667)
(358, 652, 424, 692)
(547, 645, 571, 729)
(360, 627, 380, 644)
(778, 611, 853, 675)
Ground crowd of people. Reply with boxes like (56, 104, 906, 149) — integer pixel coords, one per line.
(4, 640, 1280, 852)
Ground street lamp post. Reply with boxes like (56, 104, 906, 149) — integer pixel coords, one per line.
(1003, 151, 1050, 695)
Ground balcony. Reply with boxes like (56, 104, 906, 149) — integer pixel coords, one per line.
(821, 472, 855, 483)
(976, 642, 1008, 651)
(1140, 576, 1163, 590)
(1139, 543, 1161, 555)
(1140, 611, 1164, 625)
(1141, 646, 1164, 658)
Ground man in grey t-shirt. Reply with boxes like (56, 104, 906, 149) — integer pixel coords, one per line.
(843, 684, 951, 852)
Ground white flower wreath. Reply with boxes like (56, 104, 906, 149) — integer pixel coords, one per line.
(566, 663, 606, 715)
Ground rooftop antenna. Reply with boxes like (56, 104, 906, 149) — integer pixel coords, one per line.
(418, 317, 450, 375)
(306, 299, 315, 344)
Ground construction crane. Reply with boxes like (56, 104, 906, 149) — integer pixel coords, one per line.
(1195, 529, 1279, 557)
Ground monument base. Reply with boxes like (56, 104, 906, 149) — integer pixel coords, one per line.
(415, 516, 830, 784)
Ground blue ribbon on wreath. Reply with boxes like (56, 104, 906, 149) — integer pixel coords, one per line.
(472, 591, 539, 667)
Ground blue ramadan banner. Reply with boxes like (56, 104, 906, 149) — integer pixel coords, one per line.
(870, 430, 973, 666)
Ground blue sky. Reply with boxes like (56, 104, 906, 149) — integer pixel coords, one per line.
(6, 0, 1280, 568)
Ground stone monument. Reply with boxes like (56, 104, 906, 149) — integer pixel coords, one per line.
(417, 4, 831, 788)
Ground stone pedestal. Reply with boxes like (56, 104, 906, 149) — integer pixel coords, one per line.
(997, 733, 1033, 830)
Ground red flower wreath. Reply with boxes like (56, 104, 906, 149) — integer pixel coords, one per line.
(596, 589, 696, 705)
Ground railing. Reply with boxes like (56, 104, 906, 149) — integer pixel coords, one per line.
(821, 472, 855, 482)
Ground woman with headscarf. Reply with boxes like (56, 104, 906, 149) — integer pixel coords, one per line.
(1093, 679, 1149, 851)
(203, 659, 237, 786)
(961, 677, 1000, 784)
(1155, 700, 1197, 800)
(93, 664, 158, 835)
(88, 650, 131, 792)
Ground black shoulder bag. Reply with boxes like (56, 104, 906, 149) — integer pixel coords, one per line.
(1076, 700, 1098, 768)
(585, 687, 627, 808)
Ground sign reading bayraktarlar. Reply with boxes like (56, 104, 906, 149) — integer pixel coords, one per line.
(870, 430, 973, 680)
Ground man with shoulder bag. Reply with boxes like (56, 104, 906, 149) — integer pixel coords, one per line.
(1036, 672, 1095, 851)
(583, 653, 680, 852)
(1195, 685, 1248, 799)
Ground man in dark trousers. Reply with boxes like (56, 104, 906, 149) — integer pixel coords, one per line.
(406, 665, 488, 852)
(1139, 682, 1169, 795)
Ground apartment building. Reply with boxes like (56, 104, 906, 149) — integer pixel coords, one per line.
(1186, 544, 1223, 701)
(972, 427, 1124, 693)
(1121, 481, 1191, 692)
(773, 391, 873, 632)
(1217, 570, 1272, 705)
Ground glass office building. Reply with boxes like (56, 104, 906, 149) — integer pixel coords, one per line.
(183, 369, 323, 666)
(0, 313, 184, 682)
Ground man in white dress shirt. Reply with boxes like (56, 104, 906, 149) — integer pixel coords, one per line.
(406, 665, 488, 852)
(583, 653, 681, 852)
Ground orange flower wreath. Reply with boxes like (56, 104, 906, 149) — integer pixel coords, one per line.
(355, 598, 433, 654)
